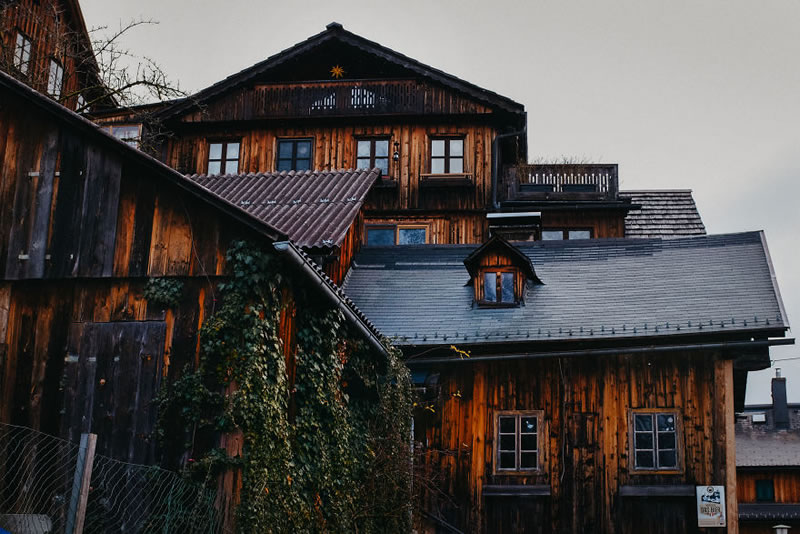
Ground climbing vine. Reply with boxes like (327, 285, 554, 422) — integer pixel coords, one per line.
(157, 241, 412, 533)
(144, 277, 184, 309)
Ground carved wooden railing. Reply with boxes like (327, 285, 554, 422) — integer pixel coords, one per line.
(501, 164, 619, 202)
(253, 79, 487, 118)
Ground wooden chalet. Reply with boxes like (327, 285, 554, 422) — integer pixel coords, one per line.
(0, 0, 111, 111)
(344, 233, 791, 533)
(736, 371, 800, 533)
(0, 69, 385, 470)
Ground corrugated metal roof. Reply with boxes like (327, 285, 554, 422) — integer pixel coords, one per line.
(343, 232, 787, 347)
(621, 190, 707, 239)
(188, 169, 379, 249)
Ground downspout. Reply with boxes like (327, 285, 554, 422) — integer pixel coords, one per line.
(272, 241, 388, 358)
(491, 122, 527, 210)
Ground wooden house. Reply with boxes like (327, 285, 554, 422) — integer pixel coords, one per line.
(736, 371, 800, 533)
(0, 0, 110, 111)
(0, 69, 386, 467)
(344, 233, 791, 533)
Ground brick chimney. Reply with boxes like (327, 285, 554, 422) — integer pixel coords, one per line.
(772, 368, 789, 430)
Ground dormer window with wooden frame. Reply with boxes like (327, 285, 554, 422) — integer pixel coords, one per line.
(463, 235, 543, 308)
(13, 31, 32, 75)
(208, 141, 240, 175)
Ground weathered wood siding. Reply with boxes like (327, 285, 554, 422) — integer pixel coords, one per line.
(542, 209, 627, 239)
(415, 351, 738, 533)
(738, 470, 800, 503)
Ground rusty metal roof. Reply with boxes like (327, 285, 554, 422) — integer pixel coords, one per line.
(188, 168, 380, 249)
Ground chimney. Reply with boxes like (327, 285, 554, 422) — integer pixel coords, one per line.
(772, 368, 789, 430)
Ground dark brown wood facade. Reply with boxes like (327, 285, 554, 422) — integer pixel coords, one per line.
(412, 351, 739, 534)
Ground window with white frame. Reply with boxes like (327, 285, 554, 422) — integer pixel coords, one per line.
(631, 411, 679, 471)
(47, 58, 64, 98)
(14, 31, 32, 75)
(495, 412, 540, 472)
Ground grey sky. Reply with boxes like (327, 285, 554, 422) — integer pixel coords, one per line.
(81, 0, 800, 403)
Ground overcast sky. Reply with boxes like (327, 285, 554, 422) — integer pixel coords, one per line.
(81, 0, 800, 403)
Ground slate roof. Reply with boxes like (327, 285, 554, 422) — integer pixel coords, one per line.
(343, 232, 787, 348)
(188, 169, 380, 249)
(736, 430, 800, 467)
(739, 503, 800, 521)
(621, 190, 706, 239)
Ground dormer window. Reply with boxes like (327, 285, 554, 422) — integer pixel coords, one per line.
(464, 235, 543, 308)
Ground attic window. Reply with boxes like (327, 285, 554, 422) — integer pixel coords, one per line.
(482, 270, 516, 304)
(464, 235, 542, 308)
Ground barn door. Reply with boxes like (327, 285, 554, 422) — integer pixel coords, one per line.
(61, 321, 166, 464)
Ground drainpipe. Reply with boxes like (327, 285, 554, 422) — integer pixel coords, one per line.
(272, 241, 388, 358)
(491, 123, 527, 210)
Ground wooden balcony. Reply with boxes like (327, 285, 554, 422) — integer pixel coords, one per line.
(253, 79, 489, 118)
(501, 164, 619, 203)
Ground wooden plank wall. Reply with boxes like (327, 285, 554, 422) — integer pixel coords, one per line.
(738, 470, 800, 503)
(167, 123, 495, 214)
(363, 213, 488, 245)
(415, 351, 737, 533)
(542, 209, 627, 239)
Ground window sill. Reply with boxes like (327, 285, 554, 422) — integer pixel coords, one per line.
(419, 173, 473, 187)
(619, 485, 694, 498)
(483, 484, 550, 497)
(478, 302, 519, 309)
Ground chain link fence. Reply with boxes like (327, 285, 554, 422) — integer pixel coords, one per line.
(0, 423, 228, 534)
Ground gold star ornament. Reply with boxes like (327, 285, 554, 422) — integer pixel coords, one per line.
(330, 65, 345, 79)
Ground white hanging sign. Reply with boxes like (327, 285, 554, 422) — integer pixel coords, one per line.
(696, 485, 726, 527)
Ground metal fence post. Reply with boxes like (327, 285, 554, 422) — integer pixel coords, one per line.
(65, 433, 97, 534)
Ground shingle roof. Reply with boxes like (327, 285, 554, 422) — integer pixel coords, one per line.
(343, 232, 787, 347)
(736, 430, 800, 467)
(188, 169, 379, 249)
(621, 190, 706, 239)
(739, 503, 800, 521)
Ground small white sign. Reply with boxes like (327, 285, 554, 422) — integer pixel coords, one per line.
(696, 485, 726, 527)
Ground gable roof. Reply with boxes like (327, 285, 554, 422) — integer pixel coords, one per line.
(736, 430, 800, 467)
(621, 190, 706, 239)
(158, 22, 525, 121)
(188, 168, 379, 250)
(343, 232, 788, 349)
(463, 235, 542, 283)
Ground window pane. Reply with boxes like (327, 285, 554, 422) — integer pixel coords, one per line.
(356, 157, 371, 170)
(658, 450, 677, 468)
(521, 417, 537, 434)
(277, 159, 292, 171)
(278, 141, 293, 158)
(449, 158, 463, 173)
(634, 432, 653, 450)
(542, 230, 564, 241)
(520, 452, 537, 469)
(634, 414, 653, 432)
(450, 139, 463, 156)
(209, 143, 222, 160)
(296, 158, 311, 171)
(756, 480, 775, 502)
(375, 157, 389, 174)
(658, 432, 675, 450)
(224, 160, 239, 175)
(431, 158, 445, 174)
(207, 161, 221, 175)
(398, 228, 426, 245)
(499, 452, 516, 470)
(501, 272, 515, 303)
(521, 434, 537, 451)
(227, 142, 240, 159)
(499, 435, 515, 451)
(375, 139, 389, 157)
(366, 228, 395, 246)
(296, 141, 311, 158)
(499, 416, 515, 434)
(484, 272, 497, 302)
(357, 140, 371, 157)
(568, 230, 591, 240)
(657, 414, 675, 432)
(431, 139, 445, 157)
(635, 450, 654, 468)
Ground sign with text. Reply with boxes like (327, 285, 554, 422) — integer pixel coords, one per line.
(696, 485, 726, 527)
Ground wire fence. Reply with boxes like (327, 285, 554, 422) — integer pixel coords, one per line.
(0, 423, 228, 534)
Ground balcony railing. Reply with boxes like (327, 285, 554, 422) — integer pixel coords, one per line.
(501, 164, 619, 203)
(253, 79, 487, 118)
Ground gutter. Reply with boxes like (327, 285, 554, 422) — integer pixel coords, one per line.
(272, 241, 388, 358)
(405, 338, 794, 366)
(491, 125, 527, 210)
